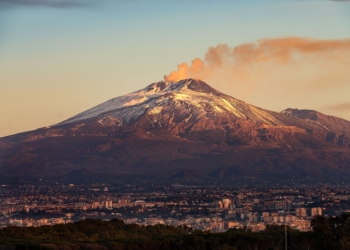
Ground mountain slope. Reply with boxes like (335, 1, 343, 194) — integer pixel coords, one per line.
(58, 79, 285, 127)
(0, 79, 350, 183)
(282, 108, 350, 134)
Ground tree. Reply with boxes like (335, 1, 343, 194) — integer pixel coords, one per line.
(311, 215, 334, 250)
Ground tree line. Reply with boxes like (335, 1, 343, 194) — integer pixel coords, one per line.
(0, 213, 349, 250)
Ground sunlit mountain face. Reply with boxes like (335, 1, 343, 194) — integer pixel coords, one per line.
(1, 79, 350, 184)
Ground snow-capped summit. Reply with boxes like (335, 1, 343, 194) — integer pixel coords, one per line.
(58, 79, 283, 127)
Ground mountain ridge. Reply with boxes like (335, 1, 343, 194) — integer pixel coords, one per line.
(0, 79, 350, 184)
(281, 108, 350, 134)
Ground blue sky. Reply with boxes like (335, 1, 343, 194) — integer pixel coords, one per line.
(0, 0, 350, 137)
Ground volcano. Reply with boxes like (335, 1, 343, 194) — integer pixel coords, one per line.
(1, 79, 350, 184)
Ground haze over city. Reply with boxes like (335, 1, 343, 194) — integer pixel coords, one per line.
(1, 0, 350, 137)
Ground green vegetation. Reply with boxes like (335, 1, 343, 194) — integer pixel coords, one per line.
(0, 214, 350, 249)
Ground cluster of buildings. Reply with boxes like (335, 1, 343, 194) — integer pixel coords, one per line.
(213, 197, 324, 232)
(0, 182, 349, 232)
(123, 198, 323, 232)
(8, 217, 73, 227)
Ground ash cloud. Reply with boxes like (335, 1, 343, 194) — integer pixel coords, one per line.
(165, 37, 350, 82)
(164, 37, 350, 98)
(326, 103, 350, 112)
(323, 102, 350, 121)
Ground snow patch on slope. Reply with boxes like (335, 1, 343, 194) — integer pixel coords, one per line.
(57, 79, 285, 127)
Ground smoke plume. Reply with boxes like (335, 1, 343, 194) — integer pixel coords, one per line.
(164, 37, 350, 95)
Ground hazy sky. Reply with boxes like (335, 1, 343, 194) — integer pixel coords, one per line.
(1, 0, 350, 137)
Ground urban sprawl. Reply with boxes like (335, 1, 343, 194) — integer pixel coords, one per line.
(1, 182, 350, 233)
